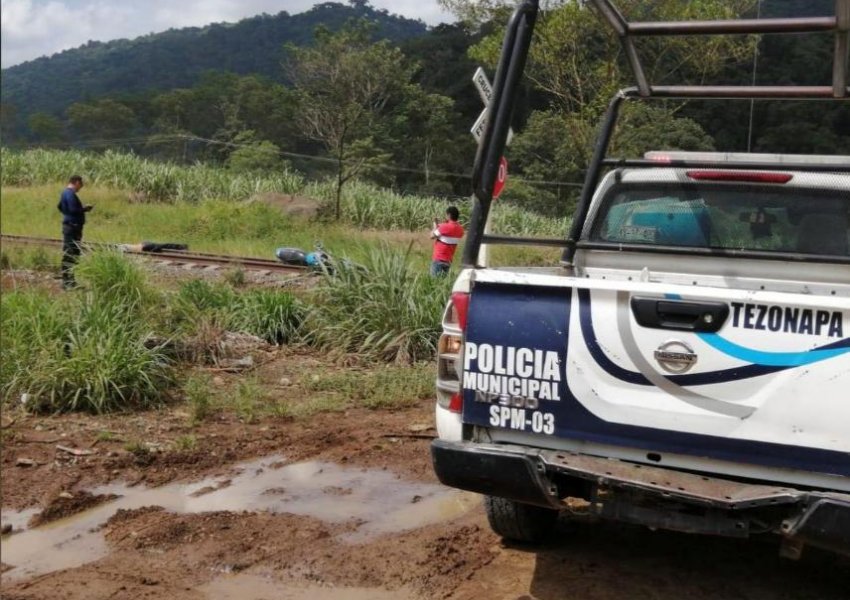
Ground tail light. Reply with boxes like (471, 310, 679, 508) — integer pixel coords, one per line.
(437, 292, 469, 414)
(450, 292, 470, 331)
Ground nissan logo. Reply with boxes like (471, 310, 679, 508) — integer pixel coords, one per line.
(654, 340, 698, 374)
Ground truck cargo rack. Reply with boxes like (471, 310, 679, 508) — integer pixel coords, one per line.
(464, 0, 850, 267)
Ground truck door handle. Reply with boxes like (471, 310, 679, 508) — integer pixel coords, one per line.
(630, 297, 729, 332)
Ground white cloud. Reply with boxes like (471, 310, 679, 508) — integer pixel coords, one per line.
(0, 0, 452, 68)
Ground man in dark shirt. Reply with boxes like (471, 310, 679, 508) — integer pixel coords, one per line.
(57, 175, 92, 289)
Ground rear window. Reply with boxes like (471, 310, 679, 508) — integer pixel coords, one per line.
(589, 182, 850, 258)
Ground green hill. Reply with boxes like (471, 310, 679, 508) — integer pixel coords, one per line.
(0, 1, 427, 136)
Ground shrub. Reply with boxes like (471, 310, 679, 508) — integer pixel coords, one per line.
(232, 289, 305, 345)
(305, 244, 450, 363)
(0, 254, 173, 413)
(75, 249, 153, 310)
(0, 289, 173, 413)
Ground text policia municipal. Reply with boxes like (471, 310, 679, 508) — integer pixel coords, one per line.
(463, 342, 562, 403)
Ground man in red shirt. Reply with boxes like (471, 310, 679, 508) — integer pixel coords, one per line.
(430, 206, 464, 276)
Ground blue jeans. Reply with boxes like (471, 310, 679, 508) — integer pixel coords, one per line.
(430, 260, 451, 277)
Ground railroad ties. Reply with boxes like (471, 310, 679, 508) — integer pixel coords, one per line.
(0, 234, 307, 276)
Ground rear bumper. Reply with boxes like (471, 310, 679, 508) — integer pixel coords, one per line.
(431, 439, 850, 556)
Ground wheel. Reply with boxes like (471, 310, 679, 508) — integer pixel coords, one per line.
(484, 495, 559, 543)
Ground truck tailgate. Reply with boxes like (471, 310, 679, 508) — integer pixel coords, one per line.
(460, 275, 850, 489)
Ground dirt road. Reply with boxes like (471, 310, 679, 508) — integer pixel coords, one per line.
(2, 369, 848, 599)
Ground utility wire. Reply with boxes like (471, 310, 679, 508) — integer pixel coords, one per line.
(179, 134, 584, 188)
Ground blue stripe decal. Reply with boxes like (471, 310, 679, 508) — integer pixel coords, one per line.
(578, 289, 788, 385)
(663, 292, 850, 367)
(581, 289, 849, 383)
(697, 332, 850, 367)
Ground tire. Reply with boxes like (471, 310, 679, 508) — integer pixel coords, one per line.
(484, 495, 559, 543)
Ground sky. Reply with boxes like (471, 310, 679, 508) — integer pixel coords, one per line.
(0, 0, 454, 68)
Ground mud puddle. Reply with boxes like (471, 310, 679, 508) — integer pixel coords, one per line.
(1, 507, 39, 534)
(201, 572, 413, 599)
(1, 455, 476, 581)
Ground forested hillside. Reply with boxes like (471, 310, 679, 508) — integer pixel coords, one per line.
(0, 1, 426, 134)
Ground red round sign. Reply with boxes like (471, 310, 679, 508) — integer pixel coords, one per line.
(493, 156, 508, 199)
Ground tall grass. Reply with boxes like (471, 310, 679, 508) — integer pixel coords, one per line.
(2, 147, 568, 240)
(0, 284, 173, 413)
(304, 244, 451, 363)
(232, 289, 305, 344)
(1, 185, 434, 269)
(0, 252, 305, 413)
(74, 249, 155, 311)
(1, 148, 304, 202)
(171, 279, 304, 345)
(307, 179, 570, 237)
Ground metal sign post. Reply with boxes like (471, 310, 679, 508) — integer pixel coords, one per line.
(471, 67, 513, 267)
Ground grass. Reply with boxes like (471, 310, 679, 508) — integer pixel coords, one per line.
(183, 372, 213, 425)
(0, 253, 176, 413)
(307, 179, 570, 237)
(174, 434, 198, 451)
(231, 289, 305, 345)
(302, 363, 433, 410)
(0, 148, 572, 417)
(1, 184, 437, 269)
(1, 146, 570, 270)
(1, 148, 304, 202)
(304, 244, 451, 363)
(0, 246, 61, 273)
(227, 376, 296, 423)
(223, 266, 246, 287)
(96, 430, 119, 442)
(0, 251, 301, 414)
(123, 440, 147, 454)
(170, 280, 305, 348)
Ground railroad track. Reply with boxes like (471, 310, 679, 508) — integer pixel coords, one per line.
(1, 234, 307, 275)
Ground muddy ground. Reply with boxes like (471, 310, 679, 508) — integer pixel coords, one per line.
(2, 366, 849, 600)
(2, 267, 849, 599)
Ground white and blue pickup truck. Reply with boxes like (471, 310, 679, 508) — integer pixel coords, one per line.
(431, 0, 850, 558)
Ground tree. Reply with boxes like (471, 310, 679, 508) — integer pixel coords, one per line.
(66, 99, 138, 141)
(285, 22, 415, 219)
(0, 103, 20, 143)
(440, 0, 752, 190)
(28, 112, 66, 143)
(387, 87, 471, 193)
(226, 130, 285, 172)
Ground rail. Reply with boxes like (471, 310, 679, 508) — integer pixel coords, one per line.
(0, 234, 307, 275)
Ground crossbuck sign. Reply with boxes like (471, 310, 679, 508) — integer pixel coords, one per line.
(471, 67, 514, 145)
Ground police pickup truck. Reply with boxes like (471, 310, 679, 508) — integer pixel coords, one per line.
(431, 0, 850, 558)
